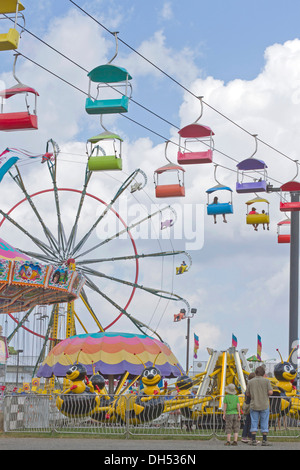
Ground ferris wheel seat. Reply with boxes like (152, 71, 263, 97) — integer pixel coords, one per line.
(207, 202, 233, 215)
(280, 201, 300, 212)
(0, 112, 38, 131)
(246, 213, 269, 225)
(0, 28, 20, 51)
(176, 265, 188, 275)
(155, 184, 185, 198)
(88, 155, 122, 171)
(236, 180, 267, 193)
(85, 96, 129, 115)
(278, 234, 290, 244)
(177, 149, 213, 164)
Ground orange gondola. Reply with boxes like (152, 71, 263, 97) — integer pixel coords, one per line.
(154, 141, 185, 198)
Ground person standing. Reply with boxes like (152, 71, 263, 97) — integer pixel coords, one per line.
(241, 372, 255, 443)
(222, 383, 241, 446)
(246, 365, 273, 446)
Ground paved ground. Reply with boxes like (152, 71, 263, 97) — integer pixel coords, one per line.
(0, 436, 299, 452)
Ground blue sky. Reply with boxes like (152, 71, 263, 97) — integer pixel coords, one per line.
(1, 0, 300, 371)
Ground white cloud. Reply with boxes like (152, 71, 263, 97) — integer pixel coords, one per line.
(123, 30, 200, 86)
(160, 2, 173, 21)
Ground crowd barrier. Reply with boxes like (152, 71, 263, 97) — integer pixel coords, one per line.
(3, 393, 300, 439)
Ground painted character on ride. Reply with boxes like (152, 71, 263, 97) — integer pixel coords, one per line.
(56, 360, 99, 418)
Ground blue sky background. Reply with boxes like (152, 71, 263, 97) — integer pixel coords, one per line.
(1, 0, 300, 370)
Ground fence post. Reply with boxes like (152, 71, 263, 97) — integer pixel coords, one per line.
(125, 394, 130, 439)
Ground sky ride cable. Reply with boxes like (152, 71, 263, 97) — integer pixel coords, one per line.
(2, 6, 293, 178)
(11, 49, 283, 188)
(68, 0, 297, 166)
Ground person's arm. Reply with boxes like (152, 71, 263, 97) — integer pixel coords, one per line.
(237, 401, 241, 419)
(267, 381, 273, 396)
(223, 402, 227, 420)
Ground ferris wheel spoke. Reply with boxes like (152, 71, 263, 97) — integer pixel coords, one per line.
(76, 250, 186, 266)
(45, 140, 67, 255)
(65, 165, 93, 257)
(8, 166, 60, 254)
(84, 275, 163, 341)
(82, 265, 184, 301)
(71, 169, 143, 256)
(0, 209, 57, 259)
(76, 205, 174, 259)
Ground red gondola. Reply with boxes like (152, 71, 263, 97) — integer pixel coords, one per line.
(0, 54, 39, 131)
(280, 181, 300, 212)
(0, 84, 39, 131)
(277, 220, 291, 244)
(177, 123, 214, 164)
(177, 96, 214, 165)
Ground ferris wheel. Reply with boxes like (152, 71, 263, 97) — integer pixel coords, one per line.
(0, 139, 192, 370)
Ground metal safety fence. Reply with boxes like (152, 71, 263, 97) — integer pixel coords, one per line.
(3, 393, 300, 440)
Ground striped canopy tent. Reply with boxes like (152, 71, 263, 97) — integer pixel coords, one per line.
(37, 331, 184, 379)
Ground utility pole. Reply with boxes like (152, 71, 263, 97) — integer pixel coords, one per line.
(268, 184, 300, 365)
(289, 192, 299, 367)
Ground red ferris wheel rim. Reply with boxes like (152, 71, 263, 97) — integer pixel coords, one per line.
(0, 187, 139, 338)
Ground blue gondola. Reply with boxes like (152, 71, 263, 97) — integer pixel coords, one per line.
(85, 32, 132, 115)
(85, 65, 132, 115)
(206, 184, 233, 217)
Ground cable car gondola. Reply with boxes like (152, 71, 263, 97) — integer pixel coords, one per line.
(206, 185, 233, 222)
(246, 197, 270, 231)
(0, 54, 39, 131)
(85, 33, 132, 115)
(280, 181, 300, 212)
(206, 165, 233, 223)
(277, 219, 290, 244)
(154, 140, 186, 198)
(236, 135, 268, 193)
(279, 161, 300, 212)
(154, 163, 185, 198)
(236, 158, 268, 193)
(87, 130, 123, 171)
(177, 96, 214, 165)
(178, 124, 214, 164)
(0, 0, 25, 51)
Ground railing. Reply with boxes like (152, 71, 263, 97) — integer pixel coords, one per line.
(3, 393, 300, 439)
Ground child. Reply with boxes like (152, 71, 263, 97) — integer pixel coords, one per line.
(223, 383, 241, 446)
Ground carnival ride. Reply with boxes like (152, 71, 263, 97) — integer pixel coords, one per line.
(0, 139, 193, 381)
(1, 1, 300, 432)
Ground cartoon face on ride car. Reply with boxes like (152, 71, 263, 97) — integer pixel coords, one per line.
(274, 361, 297, 382)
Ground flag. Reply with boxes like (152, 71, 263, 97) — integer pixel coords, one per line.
(193, 333, 199, 359)
(257, 334, 262, 361)
(232, 334, 237, 348)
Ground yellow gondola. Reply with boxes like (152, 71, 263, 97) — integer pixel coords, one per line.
(246, 197, 269, 230)
(0, 0, 25, 51)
